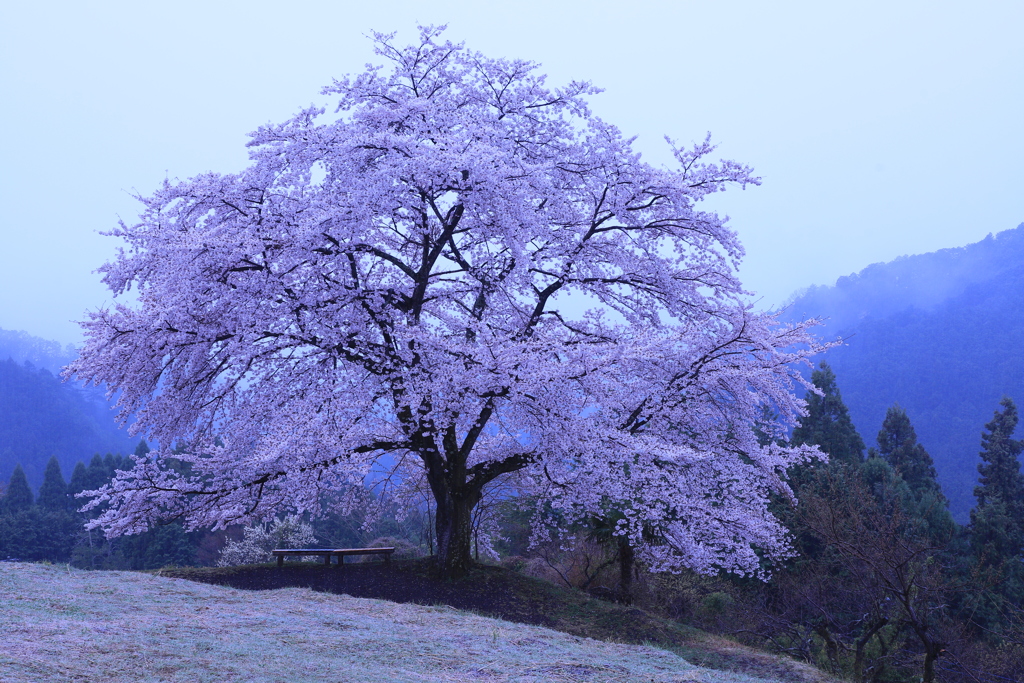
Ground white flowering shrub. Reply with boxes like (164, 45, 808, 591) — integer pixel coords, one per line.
(217, 515, 318, 566)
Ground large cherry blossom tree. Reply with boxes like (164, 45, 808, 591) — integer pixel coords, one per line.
(69, 27, 825, 579)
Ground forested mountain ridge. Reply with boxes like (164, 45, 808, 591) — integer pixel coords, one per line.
(784, 223, 1024, 520)
(0, 329, 134, 493)
(788, 225, 1024, 331)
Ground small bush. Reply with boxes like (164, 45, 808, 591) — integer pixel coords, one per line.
(358, 536, 424, 561)
(699, 592, 734, 617)
(500, 555, 528, 573)
(216, 515, 317, 566)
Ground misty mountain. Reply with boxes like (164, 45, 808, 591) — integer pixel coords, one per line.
(0, 329, 135, 494)
(0, 328, 78, 376)
(785, 224, 1024, 521)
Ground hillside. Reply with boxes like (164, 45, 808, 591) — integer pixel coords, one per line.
(784, 223, 1024, 520)
(0, 561, 828, 683)
(0, 329, 135, 492)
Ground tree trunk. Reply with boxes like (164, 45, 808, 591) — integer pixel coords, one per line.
(617, 535, 634, 605)
(854, 617, 887, 683)
(419, 419, 511, 579)
(814, 624, 840, 673)
(908, 617, 944, 683)
(432, 485, 481, 579)
(922, 641, 944, 683)
(425, 501, 434, 555)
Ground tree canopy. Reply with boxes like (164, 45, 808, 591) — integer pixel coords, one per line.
(791, 361, 865, 466)
(69, 27, 824, 578)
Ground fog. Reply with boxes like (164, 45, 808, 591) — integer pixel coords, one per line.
(2, 0, 1022, 344)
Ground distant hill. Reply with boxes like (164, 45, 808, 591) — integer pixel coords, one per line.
(784, 224, 1024, 521)
(0, 327, 77, 375)
(0, 328, 135, 493)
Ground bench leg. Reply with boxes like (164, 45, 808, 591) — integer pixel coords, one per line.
(277, 555, 284, 568)
(384, 554, 391, 566)
(324, 554, 331, 566)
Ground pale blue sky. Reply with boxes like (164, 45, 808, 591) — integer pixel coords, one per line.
(2, 0, 1021, 345)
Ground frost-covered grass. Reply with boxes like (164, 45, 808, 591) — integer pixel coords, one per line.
(1, 561, 781, 683)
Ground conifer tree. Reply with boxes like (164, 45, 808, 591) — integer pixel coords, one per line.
(84, 454, 110, 491)
(68, 461, 89, 498)
(3, 464, 34, 512)
(970, 397, 1024, 563)
(791, 362, 865, 465)
(974, 397, 1024, 512)
(874, 404, 944, 501)
(37, 456, 68, 511)
(870, 405, 953, 543)
(970, 498, 1018, 564)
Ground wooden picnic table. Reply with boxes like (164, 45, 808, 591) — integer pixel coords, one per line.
(271, 547, 396, 568)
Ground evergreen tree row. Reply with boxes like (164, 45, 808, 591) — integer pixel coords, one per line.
(0, 441, 433, 570)
(0, 442, 199, 569)
(755, 362, 1023, 682)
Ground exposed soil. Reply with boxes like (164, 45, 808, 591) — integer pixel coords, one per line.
(157, 558, 834, 683)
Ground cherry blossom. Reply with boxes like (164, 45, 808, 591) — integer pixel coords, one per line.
(68, 26, 826, 578)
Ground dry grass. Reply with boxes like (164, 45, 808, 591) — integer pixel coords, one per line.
(0, 561, 785, 683)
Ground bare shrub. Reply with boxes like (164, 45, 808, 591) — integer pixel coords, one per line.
(355, 536, 424, 561)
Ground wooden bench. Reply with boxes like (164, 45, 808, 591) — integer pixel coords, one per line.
(271, 547, 396, 568)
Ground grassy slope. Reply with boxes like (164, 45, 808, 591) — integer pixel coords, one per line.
(2, 559, 835, 683)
